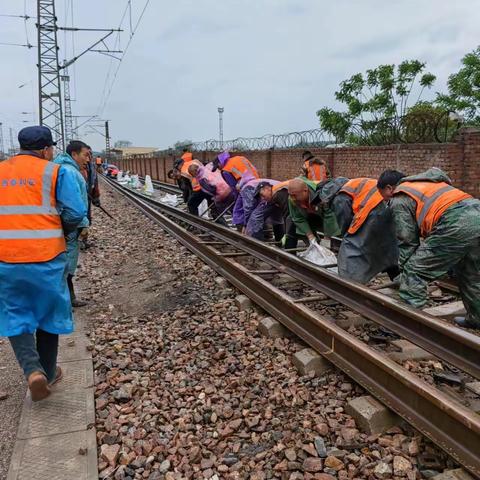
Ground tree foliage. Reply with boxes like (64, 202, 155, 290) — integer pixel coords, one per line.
(173, 139, 193, 150)
(436, 46, 480, 124)
(317, 60, 437, 144)
(114, 140, 132, 148)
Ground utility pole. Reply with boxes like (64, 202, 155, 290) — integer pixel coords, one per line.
(83, 119, 111, 162)
(0, 123, 4, 160)
(9, 128, 17, 156)
(217, 107, 224, 147)
(37, 0, 64, 150)
(60, 70, 73, 143)
(105, 120, 111, 162)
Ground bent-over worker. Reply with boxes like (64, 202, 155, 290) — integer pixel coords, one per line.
(287, 177, 340, 249)
(314, 177, 398, 283)
(244, 180, 289, 243)
(377, 167, 480, 329)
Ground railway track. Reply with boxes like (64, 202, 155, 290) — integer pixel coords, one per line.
(138, 175, 182, 195)
(103, 176, 480, 477)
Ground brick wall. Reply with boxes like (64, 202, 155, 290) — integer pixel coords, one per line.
(116, 128, 480, 197)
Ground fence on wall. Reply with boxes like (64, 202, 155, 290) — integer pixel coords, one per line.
(144, 110, 461, 156)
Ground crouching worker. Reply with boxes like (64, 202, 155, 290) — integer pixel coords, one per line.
(314, 177, 398, 284)
(378, 168, 480, 329)
(55, 141, 91, 307)
(0, 126, 86, 401)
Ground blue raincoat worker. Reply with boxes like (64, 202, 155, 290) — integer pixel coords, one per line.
(54, 141, 90, 307)
(0, 126, 86, 401)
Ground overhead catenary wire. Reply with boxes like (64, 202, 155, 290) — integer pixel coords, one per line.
(97, 0, 151, 116)
(0, 41, 33, 48)
(96, 0, 131, 118)
(0, 14, 30, 19)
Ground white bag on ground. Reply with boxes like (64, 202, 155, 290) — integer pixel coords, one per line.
(143, 175, 155, 196)
(159, 193, 179, 206)
(119, 173, 130, 185)
(130, 174, 141, 189)
(298, 239, 337, 267)
(198, 199, 208, 217)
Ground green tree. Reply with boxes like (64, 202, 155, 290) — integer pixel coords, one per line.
(436, 46, 480, 124)
(114, 140, 132, 148)
(173, 139, 193, 150)
(317, 60, 436, 144)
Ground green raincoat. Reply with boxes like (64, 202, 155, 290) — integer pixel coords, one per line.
(390, 168, 480, 326)
(288, 177, 340, 239)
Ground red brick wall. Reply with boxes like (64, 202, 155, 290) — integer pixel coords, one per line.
(116, 128, 480, 197)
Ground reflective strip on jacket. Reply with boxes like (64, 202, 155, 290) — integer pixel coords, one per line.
(223, 156, 259, 181)
(0, 155, 66, 263)
(303, 159, 328, 182)
(339, 178, 384, 234)
(394, 181, 472, 237)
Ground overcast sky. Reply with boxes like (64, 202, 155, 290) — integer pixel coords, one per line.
(1, 0, 479, 151)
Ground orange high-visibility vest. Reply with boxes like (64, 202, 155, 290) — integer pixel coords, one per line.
(95, 156, 102, 165)
(180, 159, 202, 191)
(181, 152, 193, 162)
(272, 180, 290, 195)
(394, 181, 472, 237)
(340, 178, 384, 234)
(0, 155, 66, 263)
(303, 159, 328, 182)
(223, 156, 259, 181)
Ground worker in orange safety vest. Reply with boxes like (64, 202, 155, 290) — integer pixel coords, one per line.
(377, 167, 480, 329)
(313, 177, 398, 283)
(0, 125, 86, 401)
(301, 150, 330, 182)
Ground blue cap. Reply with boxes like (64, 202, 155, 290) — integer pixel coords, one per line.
(18, 126, 56, 150)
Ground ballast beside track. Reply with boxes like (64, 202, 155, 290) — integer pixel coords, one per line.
(103, 176, 480, 478)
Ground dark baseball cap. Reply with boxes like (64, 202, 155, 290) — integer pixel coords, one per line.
(18, 126, 57, 150)
(254, 180, 273, 198)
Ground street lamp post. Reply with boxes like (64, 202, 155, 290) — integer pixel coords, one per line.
(217, 107, 224, 148)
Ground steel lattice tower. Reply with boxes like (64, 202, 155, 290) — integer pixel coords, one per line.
(37, 0, 64, 150)
(61, 70, 73, 143)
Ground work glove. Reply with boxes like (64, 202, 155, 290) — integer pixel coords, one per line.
(79, 228, 89, 241)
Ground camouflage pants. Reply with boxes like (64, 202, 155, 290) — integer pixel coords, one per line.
(400, 201, 480, 327)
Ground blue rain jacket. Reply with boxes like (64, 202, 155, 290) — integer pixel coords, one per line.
(0, 159, 87, 336)
(54, 153, 89, 275)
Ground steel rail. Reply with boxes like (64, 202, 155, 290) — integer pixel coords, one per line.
(137, 176, 181, 195)
(103, 177, 480, 381)
(105, 178, 480, 477)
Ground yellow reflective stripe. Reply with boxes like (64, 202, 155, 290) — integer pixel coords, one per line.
(358, 186, 378, 210)
(0, 206, 59, 215)
(417, 185, 454, 227)
(0, 229, 63, 239)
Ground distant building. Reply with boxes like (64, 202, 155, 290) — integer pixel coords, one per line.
(110, 146, 157, 158)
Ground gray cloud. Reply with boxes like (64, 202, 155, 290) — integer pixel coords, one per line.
(0, 0, 479, 151)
